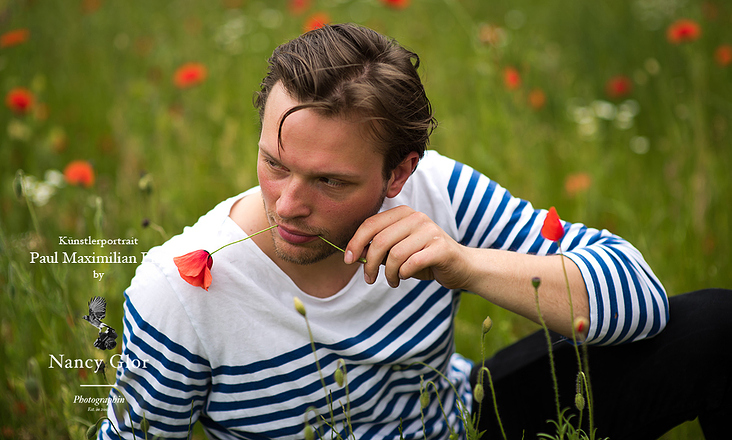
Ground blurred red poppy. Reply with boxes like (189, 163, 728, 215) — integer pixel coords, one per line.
(574, 316, 589, 340)
(541, 206, 564, 242)
(503, 67, 521, 90)
(0, 29, 29, 48)
(63, 160, 95, 188)
(303, 12, 329, 32)
(174, 250, 213, 291)
(82, 0, 102, 14)
(380, 0, 410, 9)
(528, 88, 546, 110)
(714, 44, 732, 67)
(288, 0, 310, 15)
(173, 63, 207, 88)
(605, 75, 633, 99)
(666, 19, 701, 44)
(5, 87, 34, 114)
(564, 172, 592, 197)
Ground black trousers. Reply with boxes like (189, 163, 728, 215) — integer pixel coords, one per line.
(470, 288, 732, 440)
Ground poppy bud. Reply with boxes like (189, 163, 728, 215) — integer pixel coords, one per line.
(575, 372, 586, 410)
(294, 297, 307, 317)
(473, 383, 485, 403)
(85, 422, 98, 439)
(304, 422, 314, 440)
(531, 277, 541, 289)
(334, 366, 344, 387)
(575, 393, 585, 410)
(419, 390, 430, 409)
(140, 416, 150, 433)
(481, 316, 493, 336)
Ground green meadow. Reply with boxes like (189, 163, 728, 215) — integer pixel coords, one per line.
(1, 0, 730, 438)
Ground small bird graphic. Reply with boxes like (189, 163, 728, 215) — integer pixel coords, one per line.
(82, 296, 110, 331)
(83, 296, 118, 350)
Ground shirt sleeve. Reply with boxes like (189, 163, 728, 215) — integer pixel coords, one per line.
(441, 156, 668, 345)
(99, 260, 212, 439)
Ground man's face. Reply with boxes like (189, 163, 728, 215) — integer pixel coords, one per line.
(257, 82, 389, 265)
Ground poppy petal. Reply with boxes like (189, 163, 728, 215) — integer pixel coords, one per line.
(541, 207, 565, 242)
(173, 250, 214, 290)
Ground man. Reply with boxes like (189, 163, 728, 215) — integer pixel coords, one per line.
(100, 24, 730, 439)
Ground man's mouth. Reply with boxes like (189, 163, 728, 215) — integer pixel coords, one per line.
(276, 225, 319, 245)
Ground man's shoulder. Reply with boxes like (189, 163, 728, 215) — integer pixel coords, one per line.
(128, 190, 256, 301)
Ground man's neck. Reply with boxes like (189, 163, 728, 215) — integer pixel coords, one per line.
(229, 192, 360, 298)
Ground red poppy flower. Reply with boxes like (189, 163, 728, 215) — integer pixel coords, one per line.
(173, 250, 213, 290)
(714, 44, 732, 67)
(303, 12, 329, 32)
(5, 87, 34, 114)
(541, 206, 564, 242)
(380, 0, 410, 9)
(0, 29, 29, 48)
(666, 19, 701, 44)
(173, 63, 207, 89)
(503, 67, 521, 90)
(605, 75, 633, 99)
(63, 160, 95, 187)
(288, 0, 311, 15)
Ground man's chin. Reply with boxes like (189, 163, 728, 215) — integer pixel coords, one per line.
(272, 241, 338, 266)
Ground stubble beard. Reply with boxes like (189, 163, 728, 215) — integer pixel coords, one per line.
(263, 189, 387, 266)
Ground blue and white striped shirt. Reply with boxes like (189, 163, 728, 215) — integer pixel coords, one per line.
(100, 150, 667, 439)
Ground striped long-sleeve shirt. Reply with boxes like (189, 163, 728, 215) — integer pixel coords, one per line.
(100, 150, 667, 439)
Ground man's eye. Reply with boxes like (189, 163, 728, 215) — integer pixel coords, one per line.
(265, 159, 286, 171)
(320, 177, 345, 188)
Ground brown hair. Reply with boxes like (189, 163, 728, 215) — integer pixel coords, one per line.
(254, 23, 437, 178)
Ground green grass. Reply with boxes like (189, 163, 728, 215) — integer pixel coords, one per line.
(1, 0, 730, 438)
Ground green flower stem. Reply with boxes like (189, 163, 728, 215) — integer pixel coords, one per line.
(558, 243, 595, 434)
(210, 225, 278, 255)
(318, 235, 367, 264)
(533, 283, 561, 423)
(478, 366, 506, 440)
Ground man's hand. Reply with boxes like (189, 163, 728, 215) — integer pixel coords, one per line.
(344, 205, 471, 289)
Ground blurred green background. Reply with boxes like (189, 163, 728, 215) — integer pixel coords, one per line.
(1, 0, 730, 438)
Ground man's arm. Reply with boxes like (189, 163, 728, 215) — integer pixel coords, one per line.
(344, 206, 589, 340)
(344, 154, 668, 345)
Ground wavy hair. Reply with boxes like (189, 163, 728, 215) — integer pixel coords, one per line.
(254, 23, 437, 178)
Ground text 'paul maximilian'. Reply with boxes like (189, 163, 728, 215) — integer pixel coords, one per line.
(30, 251, 144, 264)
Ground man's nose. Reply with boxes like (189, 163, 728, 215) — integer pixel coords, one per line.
(275, 177, 312, 219)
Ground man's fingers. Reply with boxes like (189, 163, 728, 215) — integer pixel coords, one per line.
(345, 206, 414, 265)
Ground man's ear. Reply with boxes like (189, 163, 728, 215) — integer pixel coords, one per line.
(385, 152, 420, 198)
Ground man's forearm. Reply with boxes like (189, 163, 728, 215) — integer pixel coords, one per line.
(460, 247, 589, 340)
